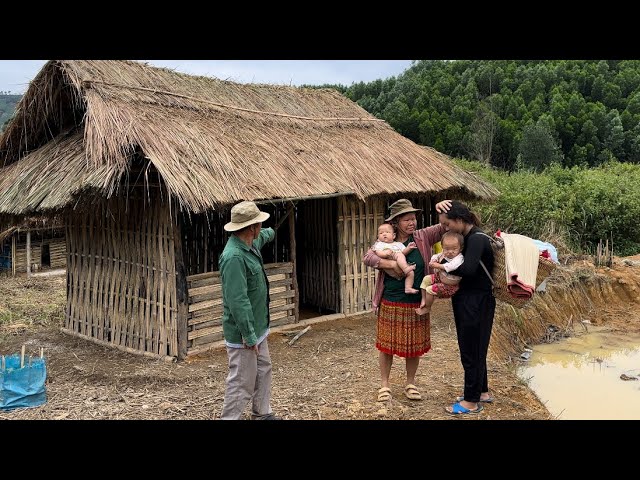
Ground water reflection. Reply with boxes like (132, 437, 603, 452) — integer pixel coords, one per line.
(518, 329, 640, 420)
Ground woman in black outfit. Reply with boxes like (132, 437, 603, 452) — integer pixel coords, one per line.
(436, 200, 495, 415)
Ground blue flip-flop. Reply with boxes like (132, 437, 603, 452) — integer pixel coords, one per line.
(446, 402, 484, 415)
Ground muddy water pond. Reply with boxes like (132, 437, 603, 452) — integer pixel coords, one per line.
(518, 328, 640, 419)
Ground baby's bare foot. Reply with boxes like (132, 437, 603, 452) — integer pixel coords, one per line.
(415, 306, 430, 315)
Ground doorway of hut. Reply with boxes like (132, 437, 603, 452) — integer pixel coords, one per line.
(292, 198, 339, 319)
(41, 243, 51, 268)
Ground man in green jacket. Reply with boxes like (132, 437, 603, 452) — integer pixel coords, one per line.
(219, 200, 280, 420)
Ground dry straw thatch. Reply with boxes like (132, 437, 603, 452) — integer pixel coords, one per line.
(0, 60, 498, 215)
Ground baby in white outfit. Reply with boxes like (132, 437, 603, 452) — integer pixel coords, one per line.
(373, 223, 418, 294)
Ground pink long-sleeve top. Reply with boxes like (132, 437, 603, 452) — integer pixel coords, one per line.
(363, 224, 446, 310)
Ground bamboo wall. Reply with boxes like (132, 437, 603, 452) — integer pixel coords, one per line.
(298, 199, 339, 312)
(49, 239, 66, 268)
(180, 205, 291, 276)
(14, 243, 40, 272)
(337, 195, 435, 314)
(186, 262, 295, 355)
(181, 212, 228, 276)
(338, 196, 385, 314)
(65, 194, 179, 358)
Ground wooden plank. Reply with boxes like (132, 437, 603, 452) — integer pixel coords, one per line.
(270, 303, 295, 314)
(189, 298, 221, 313)
(271, 290, 295, 301)
(188, 314, 222, 327)
(187, 325, 219, 341)
(270, 316, 296, 328)
(187, 271, 220, 283)
(188, 284, 222, 297)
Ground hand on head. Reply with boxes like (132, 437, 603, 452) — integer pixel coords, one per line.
(435, 200, 452, 214)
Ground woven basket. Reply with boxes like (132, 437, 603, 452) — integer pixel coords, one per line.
(485, 234, 556, 308)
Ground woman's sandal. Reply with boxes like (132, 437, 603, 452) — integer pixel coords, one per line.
(377, 387, 392, 402)
(404, 384, 422, 400)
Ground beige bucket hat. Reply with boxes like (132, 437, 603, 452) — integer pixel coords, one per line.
(385, 198, 422, 222)
(224, 201, 270, 232)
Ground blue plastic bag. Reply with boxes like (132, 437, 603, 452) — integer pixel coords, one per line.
(532, 239, 559, 264)
(0, 354, 47, 410)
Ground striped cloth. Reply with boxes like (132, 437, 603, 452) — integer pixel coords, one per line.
(375, 299, 430, 358)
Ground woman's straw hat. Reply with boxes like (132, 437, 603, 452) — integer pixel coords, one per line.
(385, 198, 422, 222)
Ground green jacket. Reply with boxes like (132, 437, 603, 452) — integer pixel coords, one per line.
(219, 227, 275, 346)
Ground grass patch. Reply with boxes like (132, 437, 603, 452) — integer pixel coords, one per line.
(0, 276, 66, 336)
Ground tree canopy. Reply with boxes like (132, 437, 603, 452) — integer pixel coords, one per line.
(334, 60, 640, 170)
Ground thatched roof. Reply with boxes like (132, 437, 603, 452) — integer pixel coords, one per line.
(0, 60, 498, 215)
(0, 216, 64, 244)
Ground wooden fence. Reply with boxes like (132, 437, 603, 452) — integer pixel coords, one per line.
(186, 262, 295, 355)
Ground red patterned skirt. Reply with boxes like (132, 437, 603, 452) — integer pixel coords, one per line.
(376, 299, 431, 358)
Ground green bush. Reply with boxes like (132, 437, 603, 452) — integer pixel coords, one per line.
(453, 159, 640, 256)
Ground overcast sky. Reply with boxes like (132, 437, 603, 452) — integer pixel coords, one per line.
(0, 60, 414, 94)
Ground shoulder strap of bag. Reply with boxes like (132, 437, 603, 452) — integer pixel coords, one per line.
(472, 231, 495, 286)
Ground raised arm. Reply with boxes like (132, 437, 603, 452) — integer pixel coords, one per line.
(401, 242, 417, 256)
(254, 227, 275, 250)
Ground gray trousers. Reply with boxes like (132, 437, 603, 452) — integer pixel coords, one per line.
(219, 339, 273, 420)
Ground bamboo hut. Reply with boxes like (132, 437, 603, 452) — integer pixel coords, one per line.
(0, 60, 498, 360)
(0, 218, 66, 275)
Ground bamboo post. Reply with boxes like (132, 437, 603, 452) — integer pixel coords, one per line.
(174, 214, 189, 360)
(288, 326, 311, 346)
(20, 345, 26, 368)
(12, 234, 16, 276)
(288, 203, 299, 323)
(26, 230, 31, 276)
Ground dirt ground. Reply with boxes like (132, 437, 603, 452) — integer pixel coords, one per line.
(1, 256, 640, 421)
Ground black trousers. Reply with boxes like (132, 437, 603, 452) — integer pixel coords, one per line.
(451, 291, 496, 403)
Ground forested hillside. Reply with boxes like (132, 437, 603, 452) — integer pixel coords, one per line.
(0, 93, 21, 131)
(320, 60, 640, 171)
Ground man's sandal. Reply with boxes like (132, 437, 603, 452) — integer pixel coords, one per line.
(404, 384, 422, 400)
(377, 387, 392, 402)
